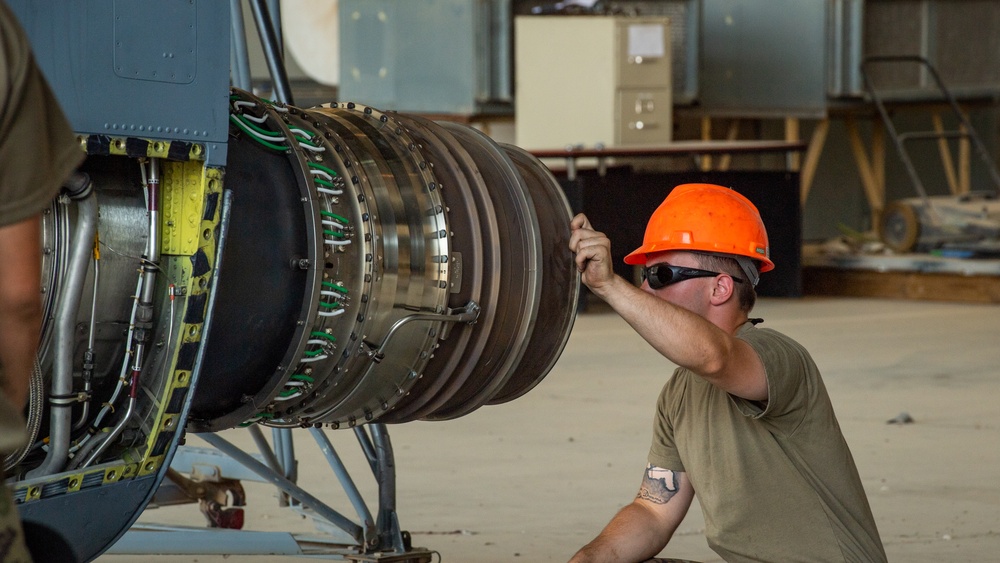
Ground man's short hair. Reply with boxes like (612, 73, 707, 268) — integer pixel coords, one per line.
(694, 252, 757, 312)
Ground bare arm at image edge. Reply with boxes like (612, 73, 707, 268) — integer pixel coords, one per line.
(568, 465, 694, 563)
(0, 215, 44, 408)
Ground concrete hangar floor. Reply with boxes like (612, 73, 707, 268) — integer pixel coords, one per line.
(99, 296, 1000, 563)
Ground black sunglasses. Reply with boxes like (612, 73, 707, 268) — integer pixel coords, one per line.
(641, 264, 744, 290)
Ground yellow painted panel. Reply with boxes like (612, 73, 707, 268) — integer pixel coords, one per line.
(161, 160, 209, 255)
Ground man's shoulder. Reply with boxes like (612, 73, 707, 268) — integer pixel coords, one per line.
(736, 322, 819, 386)
(737, 322, 805, 350)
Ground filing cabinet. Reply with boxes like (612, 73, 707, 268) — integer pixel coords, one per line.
(515, 15, 672, 150)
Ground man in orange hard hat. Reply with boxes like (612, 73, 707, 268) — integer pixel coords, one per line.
(567, 184, 885, 562)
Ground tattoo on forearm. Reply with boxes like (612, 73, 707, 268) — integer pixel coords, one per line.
(637, 464, 680, 504)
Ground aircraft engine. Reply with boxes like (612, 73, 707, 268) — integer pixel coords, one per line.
(10, 90, 577, 561)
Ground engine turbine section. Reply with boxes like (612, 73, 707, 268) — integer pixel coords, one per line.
(191, 91, 579, 430)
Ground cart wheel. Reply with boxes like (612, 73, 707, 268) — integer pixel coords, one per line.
(879, 201, 920, 252)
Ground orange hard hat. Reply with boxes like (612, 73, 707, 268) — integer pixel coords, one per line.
(623, 183, 774, 273)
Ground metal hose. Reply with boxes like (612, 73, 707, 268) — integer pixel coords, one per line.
(2, 357, 44, 471)
(27, 175, 97, 478)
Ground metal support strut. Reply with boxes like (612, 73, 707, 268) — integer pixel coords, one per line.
(110, 424, 432, 561)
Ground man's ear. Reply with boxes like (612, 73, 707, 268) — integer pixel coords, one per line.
(708, 274, 736, 306)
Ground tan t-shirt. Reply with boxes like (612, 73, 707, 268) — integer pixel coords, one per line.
(0, 2, 84, 227)
(649, 322, 886, 562)
(0, 2, 85, 455)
